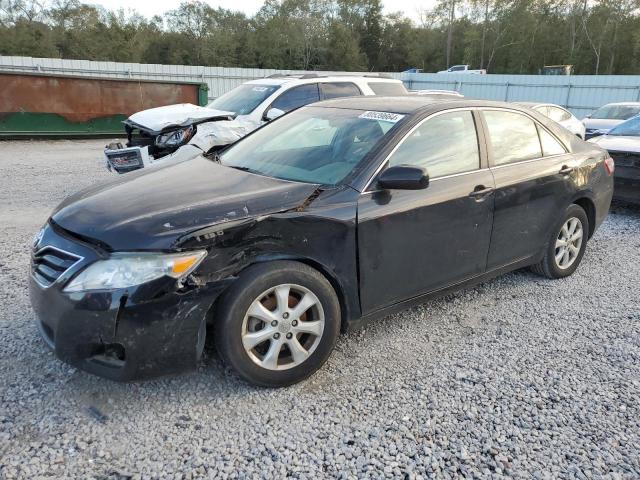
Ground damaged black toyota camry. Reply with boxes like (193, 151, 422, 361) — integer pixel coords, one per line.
(30, 97, 614, 387)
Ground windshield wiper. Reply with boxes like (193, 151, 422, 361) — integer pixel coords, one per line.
(227, 165, 264, 175)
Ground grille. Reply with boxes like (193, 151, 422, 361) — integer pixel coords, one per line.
(609, 151, 640, 169)
(32, 247, 82, 288)
(105, 149, 144, 173)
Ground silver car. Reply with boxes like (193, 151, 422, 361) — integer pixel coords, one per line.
(515, 102, 585, 139)
(582, 102, 640, 139)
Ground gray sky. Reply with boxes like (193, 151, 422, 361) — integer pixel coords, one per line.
(84, 0, 435, 24)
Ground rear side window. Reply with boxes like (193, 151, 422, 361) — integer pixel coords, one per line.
(388, 110, 480, 178)
(320, 82, 361, 99)
(538, 127, 567, 156)
(367, 82, 408, 96)
(270, 84, 320, 113)
(483, 110, 542, 165)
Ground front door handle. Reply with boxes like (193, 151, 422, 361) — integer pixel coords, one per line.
(559, 165, 574, 175)
(469, 185, 495, 200)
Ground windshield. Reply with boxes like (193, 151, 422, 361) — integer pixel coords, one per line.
(609, 116, 640, 136)
(220, 106, 405, 185)
(590, 104, 640, 120)
(207, 84, 280, 115)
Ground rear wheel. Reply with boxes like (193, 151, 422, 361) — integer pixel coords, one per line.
(215, 261, 340, 387)
(531, 204, 589, 279)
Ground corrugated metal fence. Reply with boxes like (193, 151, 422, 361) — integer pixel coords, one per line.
(3, 56, 640, 119)
(399, 73, 640, 119)
(0, 56, 370, 101)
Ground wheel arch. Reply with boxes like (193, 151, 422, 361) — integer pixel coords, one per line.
(208, 254, 352, 332)
(572, 195, 596, 239)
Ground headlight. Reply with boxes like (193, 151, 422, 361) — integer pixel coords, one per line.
(63, 251, 207, 292)
(155, 126, 194, 148)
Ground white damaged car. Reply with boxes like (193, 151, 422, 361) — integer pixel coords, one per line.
(104, 74, 408, 174)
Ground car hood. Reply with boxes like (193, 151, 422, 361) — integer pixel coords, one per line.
(589, 135, 640, 153)
(51, 157, 320, 251)
(126, 104, 235, 133)
(582, 118, 623, 132)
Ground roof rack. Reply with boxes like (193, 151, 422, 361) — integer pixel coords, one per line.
(363, 73, 392, 79)
(265, 72, 395, 80)
(265, 73, 298, 79)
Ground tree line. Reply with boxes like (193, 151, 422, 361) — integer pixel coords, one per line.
(1, 0, 639, 74)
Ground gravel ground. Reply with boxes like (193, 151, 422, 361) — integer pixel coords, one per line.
(1, 139, 639, 479)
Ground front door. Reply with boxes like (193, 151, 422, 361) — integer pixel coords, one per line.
(357, 109, 495, 314)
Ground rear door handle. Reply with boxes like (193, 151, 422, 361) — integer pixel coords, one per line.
(469, 185, 495, 200)
(559, 165, 574, 175)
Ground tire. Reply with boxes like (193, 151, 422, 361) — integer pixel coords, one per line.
(214, 261, 340, 387)
(531, 204, 589, 279)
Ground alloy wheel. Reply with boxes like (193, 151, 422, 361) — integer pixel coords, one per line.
(555, 217, 583, 269)
(241, 284, 325, 371)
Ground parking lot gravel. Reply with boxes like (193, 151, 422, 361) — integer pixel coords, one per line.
(0, 139, 639, 479)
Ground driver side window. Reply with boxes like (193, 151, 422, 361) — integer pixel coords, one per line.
(387, 110, 480, 178)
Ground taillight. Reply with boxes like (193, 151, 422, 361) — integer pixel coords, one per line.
(604, 155, 615, 176)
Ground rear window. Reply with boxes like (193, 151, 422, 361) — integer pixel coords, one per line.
(367, 82, 408, 96)
(591, 104, 640, 120)
(609, 116, 640, 136)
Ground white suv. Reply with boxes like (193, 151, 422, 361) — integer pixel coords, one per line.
(105, 74, 407, 173)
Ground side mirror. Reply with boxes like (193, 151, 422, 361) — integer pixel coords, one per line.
(378, 165, 429, 190)
(264, 107, 285, 121)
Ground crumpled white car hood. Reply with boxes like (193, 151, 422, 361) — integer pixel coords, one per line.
(189, 118, 261, 151)
(144, 117, 263, 168)
(126, 103, 234, 132)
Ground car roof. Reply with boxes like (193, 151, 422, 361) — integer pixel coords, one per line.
(310, 96, 525, 114)
(514, 101, 567, 109)
(514, 101, 543, 107)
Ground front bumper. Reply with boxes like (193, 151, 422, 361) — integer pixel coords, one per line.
(614, 167, 640, 204)
(29, 223, 227, 381)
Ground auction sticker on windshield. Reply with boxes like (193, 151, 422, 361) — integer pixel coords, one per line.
(359, 111, 405, 123)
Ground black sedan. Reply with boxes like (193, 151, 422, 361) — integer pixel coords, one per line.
(30, 97, 614, 387)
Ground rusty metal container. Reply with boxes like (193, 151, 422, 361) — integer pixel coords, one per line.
(0, 72, 208, 138)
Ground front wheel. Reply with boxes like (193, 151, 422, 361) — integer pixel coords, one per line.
(531, 204, 589, 279)
(215, 261, 340, 387)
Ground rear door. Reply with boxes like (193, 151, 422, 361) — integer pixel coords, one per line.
(357, 109, 495, 313)
(481, 108, 576, 269)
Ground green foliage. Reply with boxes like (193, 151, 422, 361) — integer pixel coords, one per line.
(1, 0, 640, 73)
